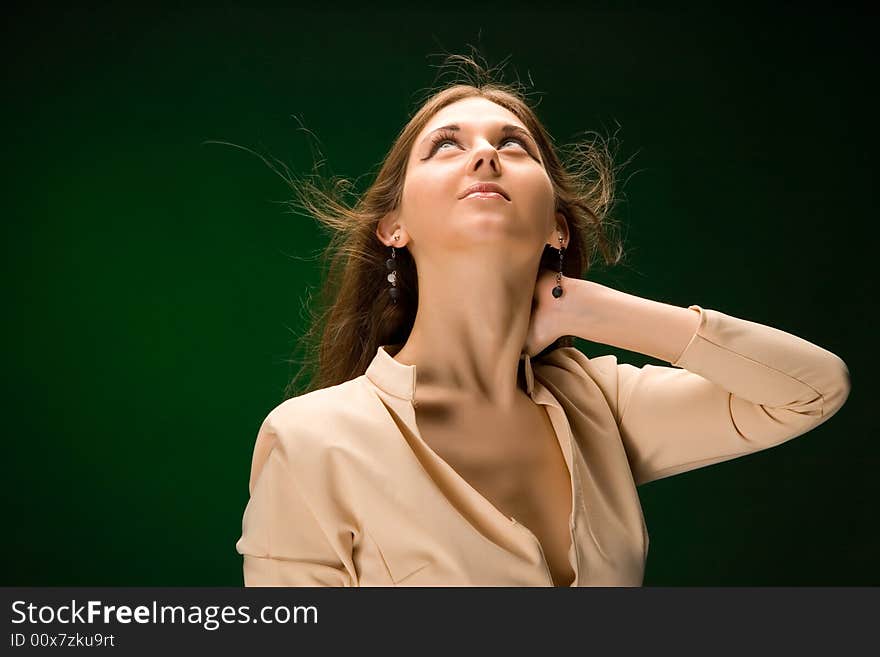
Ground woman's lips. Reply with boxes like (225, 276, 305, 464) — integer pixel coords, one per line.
(462, 191, 507, 200)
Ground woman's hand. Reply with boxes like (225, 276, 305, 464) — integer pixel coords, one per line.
(523, 269, 579, 357)
(528, 275, 704, 364)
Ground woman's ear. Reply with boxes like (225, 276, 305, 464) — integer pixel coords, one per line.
(376, 211, 406, 247)
(546, 211, 570, 249)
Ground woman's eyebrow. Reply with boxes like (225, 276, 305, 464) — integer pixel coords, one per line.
(420, 123, 538, 147)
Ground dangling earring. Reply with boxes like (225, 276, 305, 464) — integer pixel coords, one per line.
(552, 233, 565, 299)
(386, 233, 400, 304)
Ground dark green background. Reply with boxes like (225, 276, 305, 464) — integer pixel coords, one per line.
(3, 2, 874, 585)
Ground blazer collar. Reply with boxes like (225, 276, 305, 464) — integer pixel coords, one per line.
(365, 344, 536, 402)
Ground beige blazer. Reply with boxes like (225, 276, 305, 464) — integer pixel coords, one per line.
(235, 304, 850, 586)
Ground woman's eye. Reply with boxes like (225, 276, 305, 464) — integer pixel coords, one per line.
(432, 136, 526, 155)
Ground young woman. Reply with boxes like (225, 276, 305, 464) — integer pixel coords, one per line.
(235, 59, 850, 587)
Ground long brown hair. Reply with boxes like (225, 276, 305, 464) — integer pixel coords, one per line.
(231, 53, 629, 402)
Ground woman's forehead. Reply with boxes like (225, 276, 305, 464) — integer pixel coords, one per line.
(421, 98, 523, 134)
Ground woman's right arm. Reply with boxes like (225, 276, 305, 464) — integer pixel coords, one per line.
(235, 417, 355, 586)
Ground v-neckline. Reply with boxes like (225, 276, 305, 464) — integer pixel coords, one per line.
(373, 370, 579, 587)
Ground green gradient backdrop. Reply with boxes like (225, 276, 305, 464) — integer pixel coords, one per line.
(3, 2, 874, 585)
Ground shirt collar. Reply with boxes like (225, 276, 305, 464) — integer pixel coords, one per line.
(365, 343, 536, 402)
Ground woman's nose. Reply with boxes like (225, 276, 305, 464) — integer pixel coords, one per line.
(469, 141, 500, 172)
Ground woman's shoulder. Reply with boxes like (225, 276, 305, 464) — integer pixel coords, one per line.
(246, 377, 377, 492)
(532, 346, 624, 415)
(267, 376, 364, 417)
(259, 376, 380, 454)
(535, 345, 620, 387)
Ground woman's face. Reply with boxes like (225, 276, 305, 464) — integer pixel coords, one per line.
(397, 97, 562, 260)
